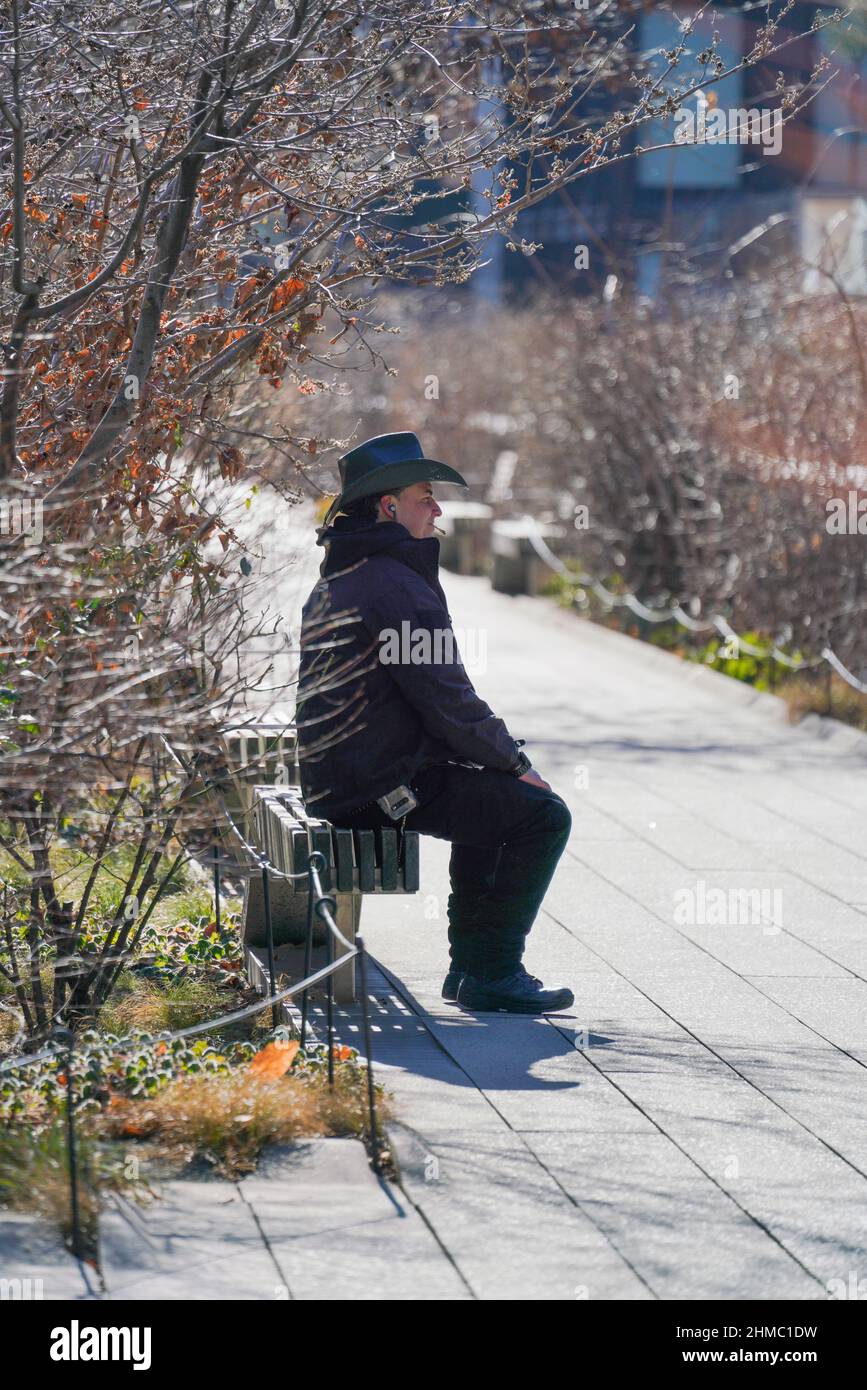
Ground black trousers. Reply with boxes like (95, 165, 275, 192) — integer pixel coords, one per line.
(333, 762, 572, 979)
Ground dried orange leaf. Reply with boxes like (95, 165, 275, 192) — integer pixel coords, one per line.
(248, 1039, 299, 1078)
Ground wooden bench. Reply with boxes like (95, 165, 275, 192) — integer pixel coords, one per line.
(242, 784, 420, 1004)
(491, 518, 568, 596)
(219, 723, 299, 825)
(437, 500, 494, 575)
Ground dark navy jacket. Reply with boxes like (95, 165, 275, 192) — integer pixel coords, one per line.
(296, 515, 520, 819)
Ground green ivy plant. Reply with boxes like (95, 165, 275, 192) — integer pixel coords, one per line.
(0, 1023, 360, 1131)
(692, 632, 800, 691)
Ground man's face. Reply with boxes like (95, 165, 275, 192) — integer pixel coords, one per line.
(381, 481, 442, 539)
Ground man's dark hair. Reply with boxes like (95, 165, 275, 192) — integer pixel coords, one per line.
(340, 485, 405, 522)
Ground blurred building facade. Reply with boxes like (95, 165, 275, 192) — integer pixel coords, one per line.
(465, 1, 867, 304)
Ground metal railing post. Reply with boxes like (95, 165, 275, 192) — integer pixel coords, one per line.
(261, 861, 278, 1028)
(300, 858, 315, 1049)
(323, 897, 335, 1086)
(212, 843, 221, 936)
(53, 1027, 83, 1259)
(356, 937, 380, 1172)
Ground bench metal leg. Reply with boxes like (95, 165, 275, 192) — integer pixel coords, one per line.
(332, 891, 362, 1004)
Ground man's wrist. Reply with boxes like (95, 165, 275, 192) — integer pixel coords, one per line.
(509, 749, 532, 777)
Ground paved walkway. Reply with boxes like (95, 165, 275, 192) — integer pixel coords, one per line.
(13, 509, 864, 1301)
(297, 563, 867, 1301)
(0, 1213, 100, 1300)
(98, 1139, 465, 1301)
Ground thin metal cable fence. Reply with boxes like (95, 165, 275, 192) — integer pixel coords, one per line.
(0, 845, 384, 1257)
(521, 517, 866, 692)
(0, 859, 353, 1076)
(0, 744, 359, 1073)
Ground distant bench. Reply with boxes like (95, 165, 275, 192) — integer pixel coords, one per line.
(491, 519, 567, 597)
(243, 784, 420, 1004)
(436, 507, 569, 597)
(437, 500, 494, 575)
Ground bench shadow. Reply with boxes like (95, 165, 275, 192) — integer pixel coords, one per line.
(304, 960, 629, 1092)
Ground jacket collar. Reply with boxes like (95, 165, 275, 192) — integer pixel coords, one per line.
(318, 516, 444, 598)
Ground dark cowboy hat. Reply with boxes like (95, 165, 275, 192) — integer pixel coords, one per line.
(321, 431, 467, 526)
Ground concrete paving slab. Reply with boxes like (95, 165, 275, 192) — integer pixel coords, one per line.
(386, 1121, 654, 1300)
(239, 1139, 468, 1300)
(407, 1014, 662, 1133)
(100, 1179, 280, 1300)
(744, 843, 867, 906)
(0, 1212, 101, 1299)
(523, 1132, 823, 1300)
(740, 977, 867, 1064)
(548, 1076, 867, 1293)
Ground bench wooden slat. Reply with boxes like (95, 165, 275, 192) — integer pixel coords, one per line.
(271, 789, 312, 892)
(354, 829, 376, 891)
(258, 796, 273, 866)
(290, 826, 310, 889)
(377, 827, 398, 890)
(400, 830, 420, 892)
(309, 824, 333, 891)
(275, 804, 302, 875)
(257, 795, 273, 856)
(256, 796, 272, 864)
(332, 828, 355, 892)
(281, 792, 306, 820)
(269, 798, 287, 867)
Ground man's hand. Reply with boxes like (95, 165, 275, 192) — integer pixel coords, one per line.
(519, 768, 552, 791)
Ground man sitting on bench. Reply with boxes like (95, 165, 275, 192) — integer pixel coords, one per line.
(296, 431, 573, 1014)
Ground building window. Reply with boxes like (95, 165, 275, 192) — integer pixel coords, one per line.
(636, 7, 746, 190)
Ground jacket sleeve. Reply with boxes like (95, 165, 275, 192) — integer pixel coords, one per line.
(367, 584, 521, 773)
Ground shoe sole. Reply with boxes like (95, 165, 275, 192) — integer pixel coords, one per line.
(457, 989, 574, 1015)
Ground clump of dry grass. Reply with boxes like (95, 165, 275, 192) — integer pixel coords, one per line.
(782, 672, 867, 732)
(0, 1121, 123, 1254)
(98, 1068, 390, 1176)
(97, 974, 235, 1037)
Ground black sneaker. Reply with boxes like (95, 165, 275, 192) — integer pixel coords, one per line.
(441, 968, 465, 1002)
(457, 966, 574, 1015)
